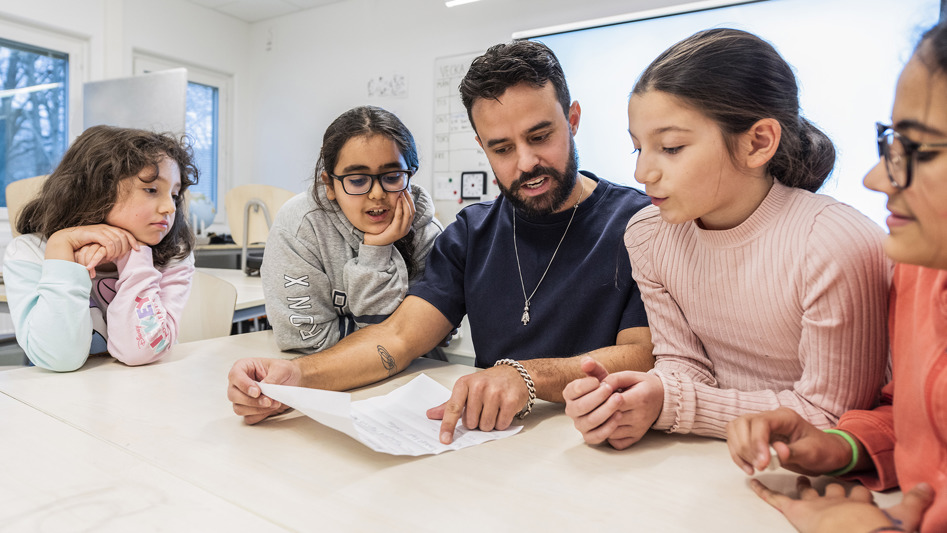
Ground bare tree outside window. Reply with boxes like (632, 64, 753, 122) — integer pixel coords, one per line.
(187, 81, 218, 208)
(0, 38, 67, 207)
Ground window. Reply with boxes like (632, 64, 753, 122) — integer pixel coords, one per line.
(134, 54, 231, 217)
(0, 38, 68, 208)
(186, 80, 219, 207)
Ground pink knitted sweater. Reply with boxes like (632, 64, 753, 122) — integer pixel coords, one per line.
(624, 181, 890, 438)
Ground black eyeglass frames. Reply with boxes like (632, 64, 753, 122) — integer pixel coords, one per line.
(328, 169, 415, 195)
(876, 122, 947, 190)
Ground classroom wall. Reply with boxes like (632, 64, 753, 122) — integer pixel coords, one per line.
(0, 0, 693, 249)
(244, 0, 688, 210)
(0, 0, 105, 80)
(0, 0, 690, 230)
(122, 0, 252, 197)
(0, 0, 253, 215)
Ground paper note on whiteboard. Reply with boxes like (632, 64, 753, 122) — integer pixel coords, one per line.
(258, 374, 522, 456)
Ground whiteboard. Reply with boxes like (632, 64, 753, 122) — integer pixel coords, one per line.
(432, 52, 499, 224)
(525, 0, 941, 229)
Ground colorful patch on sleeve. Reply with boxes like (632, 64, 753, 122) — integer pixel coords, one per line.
(133, 295, 169, 354)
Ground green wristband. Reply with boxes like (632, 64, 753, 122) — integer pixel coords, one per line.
(823, 429, 859, 476)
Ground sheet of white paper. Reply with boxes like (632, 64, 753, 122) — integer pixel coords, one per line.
(258, 374, 522, 456)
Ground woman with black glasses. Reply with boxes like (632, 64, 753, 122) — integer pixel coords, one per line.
(727, 20, 947, 533)
(261, 106, 442, 354)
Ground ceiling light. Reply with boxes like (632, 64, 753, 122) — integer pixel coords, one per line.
(445, 0, 480, 7)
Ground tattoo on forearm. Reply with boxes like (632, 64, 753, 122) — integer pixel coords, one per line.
(378, 345, 396, 376)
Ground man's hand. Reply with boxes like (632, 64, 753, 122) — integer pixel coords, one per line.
(227, 357, 302, 424)
(750, 476, 933, 533)
(425, 365, 528, 444)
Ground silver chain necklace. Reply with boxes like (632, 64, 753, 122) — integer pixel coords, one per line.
(512, 184, 585, 326)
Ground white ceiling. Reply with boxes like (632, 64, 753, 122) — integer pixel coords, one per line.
(182, 0, 348, 23)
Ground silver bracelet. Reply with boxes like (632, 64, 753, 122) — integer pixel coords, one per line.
(494, 358, 536, 419)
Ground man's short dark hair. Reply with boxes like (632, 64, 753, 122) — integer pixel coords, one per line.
(459, 40, 571, 131)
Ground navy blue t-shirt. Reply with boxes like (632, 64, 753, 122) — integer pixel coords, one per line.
(409, 172, 650, 368)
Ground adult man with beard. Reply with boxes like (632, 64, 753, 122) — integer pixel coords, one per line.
(227, 41, 653, 443)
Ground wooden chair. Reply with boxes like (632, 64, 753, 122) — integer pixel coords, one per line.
(6, 175, 48, 237)
(223, 184, 295, 274)
(177, 270, 237, 343)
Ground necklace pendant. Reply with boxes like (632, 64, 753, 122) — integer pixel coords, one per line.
(521, 304, 530, 326)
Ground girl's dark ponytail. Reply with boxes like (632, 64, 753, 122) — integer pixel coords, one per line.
(769, 118, 836, 192)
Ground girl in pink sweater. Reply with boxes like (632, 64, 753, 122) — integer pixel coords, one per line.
(4, 125, 197, 371)
(563, 29, 890, 449)
(726, 20, 947, 533)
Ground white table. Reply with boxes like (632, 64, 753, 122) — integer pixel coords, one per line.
(0, 330, 901, 532)
(0, 393, 285, 532)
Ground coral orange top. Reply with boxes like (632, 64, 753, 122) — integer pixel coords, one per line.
(838, 263, 947, 533)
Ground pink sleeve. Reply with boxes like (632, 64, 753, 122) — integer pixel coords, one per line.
(626, 205, 890, 439)
(106, 247, 194, 365)
(624, 213, 725, 435)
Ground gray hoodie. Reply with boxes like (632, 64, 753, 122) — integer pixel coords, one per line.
(261, 182, 442, 353)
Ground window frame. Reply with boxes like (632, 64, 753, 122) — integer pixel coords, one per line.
(133, 53, 232, 224)
(0, 17, 87, 225)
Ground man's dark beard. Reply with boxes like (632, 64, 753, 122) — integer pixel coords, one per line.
(496, 136, 579, 218)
